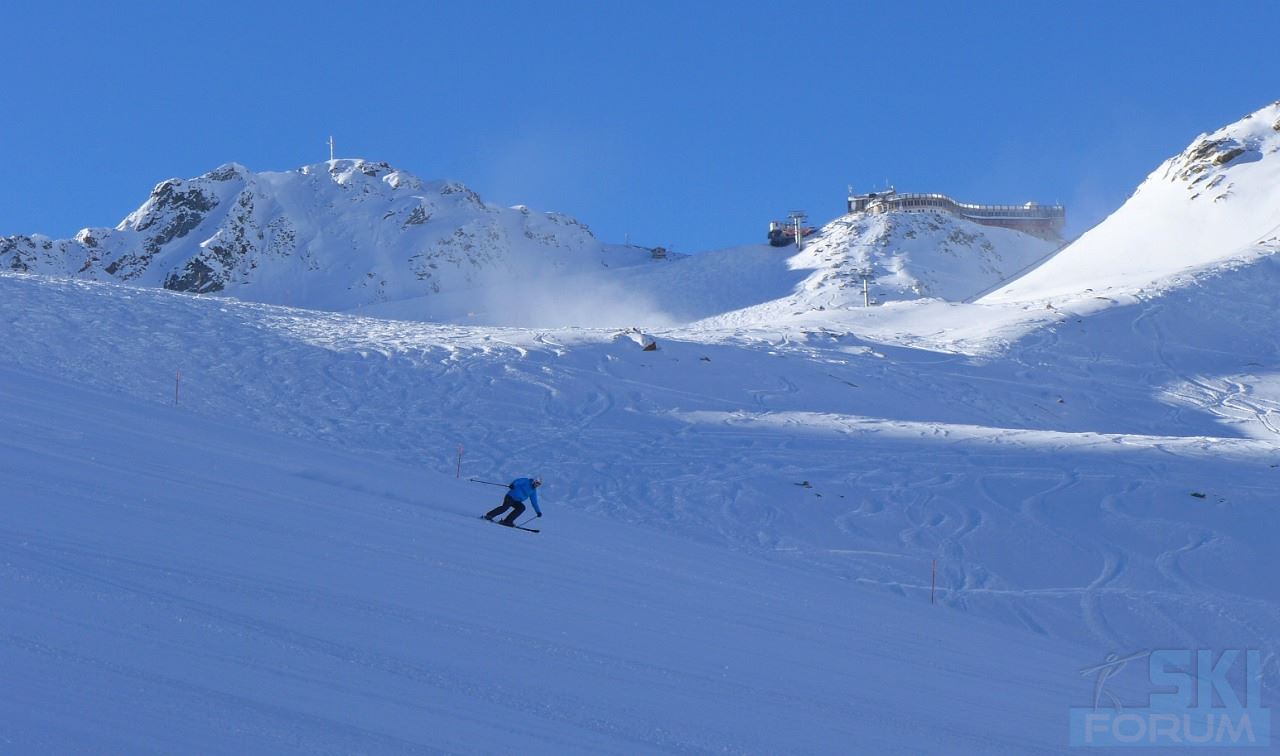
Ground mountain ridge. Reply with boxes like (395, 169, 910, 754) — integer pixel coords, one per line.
(3, 158, 1068, 325)
(1, 159, 653, 311)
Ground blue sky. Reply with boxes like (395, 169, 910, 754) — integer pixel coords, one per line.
(2, 1, 1278, 252)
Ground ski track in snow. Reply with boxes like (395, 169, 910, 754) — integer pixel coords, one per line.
(4, 360, 1113, 754)
(3, 264, 1280, 751)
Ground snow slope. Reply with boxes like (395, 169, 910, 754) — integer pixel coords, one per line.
(3, 311, 1120, 755)
(2, 269, 1277, 752)
(786, 210, 1060, 304)
(986, 100, 1280, 304)
(347, 243, 805, 327)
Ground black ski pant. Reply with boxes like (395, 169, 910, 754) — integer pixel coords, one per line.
(485, 495, 525, 525)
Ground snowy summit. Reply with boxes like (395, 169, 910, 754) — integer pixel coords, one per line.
(1, 159, 654, 312)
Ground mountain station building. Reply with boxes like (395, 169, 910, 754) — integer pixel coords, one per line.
(847, 187, 1065, 239)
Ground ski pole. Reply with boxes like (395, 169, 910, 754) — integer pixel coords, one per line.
(468, 478, 510, 488)
(516, 516, 539, 528)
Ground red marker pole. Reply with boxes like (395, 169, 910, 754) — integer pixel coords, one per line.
(456, 444, 464, 478)
(174, 370, 182, 407)
(931, 559, 937, 605)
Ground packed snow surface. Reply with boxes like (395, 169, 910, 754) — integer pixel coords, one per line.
(3, 252, 1278, 752)
(1, 352, 1106, 754)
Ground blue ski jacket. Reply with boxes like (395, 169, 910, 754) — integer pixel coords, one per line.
(507, 478, 542, 515)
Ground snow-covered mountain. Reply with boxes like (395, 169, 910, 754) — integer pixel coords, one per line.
(0, 159, 654, 311)
(787, 209, 1060, 304)
(5, 102, 1280, 753)
(637, 209, 1062, 331)
(1, 158, 1061, 326)
(986, 100, 1280, 304)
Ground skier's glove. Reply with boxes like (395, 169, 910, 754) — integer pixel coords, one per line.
(536, 512, 542, 518)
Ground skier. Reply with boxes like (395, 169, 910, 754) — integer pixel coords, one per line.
(483, 477, 542, 526)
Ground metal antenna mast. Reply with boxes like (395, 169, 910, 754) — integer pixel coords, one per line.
(788, 210, 808, 251)
(858, 268, 874, 307)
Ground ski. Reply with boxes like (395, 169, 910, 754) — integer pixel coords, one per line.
(481, 517, 540, 533)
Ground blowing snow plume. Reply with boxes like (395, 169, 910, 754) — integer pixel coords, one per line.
(469, 271, 679, 329)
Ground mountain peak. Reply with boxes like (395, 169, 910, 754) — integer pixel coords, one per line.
(1, 159, 650, 308)
(986, 100, 1280, 304)
(207, 162, 251, 181)
(1163, 100, 1280, 194)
